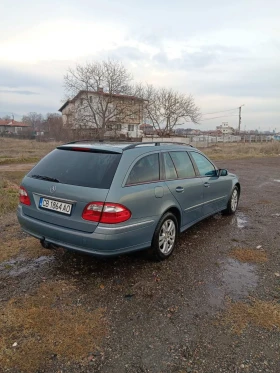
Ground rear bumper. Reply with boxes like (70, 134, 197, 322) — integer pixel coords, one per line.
(17, 206, 154, 257)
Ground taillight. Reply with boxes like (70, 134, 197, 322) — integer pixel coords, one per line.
(19, 186, 31, 206)
(82, 202, 103, 222)
(82, 202, 131, 224)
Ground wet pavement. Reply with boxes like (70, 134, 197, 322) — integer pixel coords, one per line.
(1, 156, 280, 373)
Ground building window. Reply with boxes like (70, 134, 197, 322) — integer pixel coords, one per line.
(89, 96, 92, 103)
(128, 125, 134, 131)
(115, 124, 122, 131)
(80, 98, 84, 106)
(107, 124, 113, 131)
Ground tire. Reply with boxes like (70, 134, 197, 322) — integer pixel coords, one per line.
(222, 186, 239, 215)
(149, 212, 178, 261)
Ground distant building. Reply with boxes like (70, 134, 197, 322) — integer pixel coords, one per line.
(58, 89, 145, 138)
(0, 119, 30, 134)
(216, 122, 235, 135)
(139, 123, 154, 135)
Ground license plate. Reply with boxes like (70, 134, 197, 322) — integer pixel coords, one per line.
(39, 197, 72, 215)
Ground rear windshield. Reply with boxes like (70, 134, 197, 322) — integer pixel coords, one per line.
(27, 149, 121, 189)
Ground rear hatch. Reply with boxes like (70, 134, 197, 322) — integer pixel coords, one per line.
(21, 146, 122, 233)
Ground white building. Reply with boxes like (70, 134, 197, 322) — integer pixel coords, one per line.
(58, 89, 145, 138)
(216, 122, 235, 135)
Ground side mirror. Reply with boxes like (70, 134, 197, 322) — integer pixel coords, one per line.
(218, 169, 228, 177)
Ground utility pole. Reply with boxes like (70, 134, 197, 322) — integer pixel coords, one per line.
(238, 105, 244, 133)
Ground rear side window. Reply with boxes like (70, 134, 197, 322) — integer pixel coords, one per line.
(190, 152, 216, 176)
(169, 151, 196, 179)
(162, 152, 177, 180)
(126, 153, 159, 185)
(27, 149, 121, 189)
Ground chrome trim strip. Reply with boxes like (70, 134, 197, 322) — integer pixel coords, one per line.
(97, 219, 155, 232)
(184, 195, 227, 211)
(33, 193, 77, 204)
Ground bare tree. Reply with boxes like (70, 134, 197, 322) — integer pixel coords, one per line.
(139, 85, 200, 136)
(22, 112, 44, 131)
(45, 113, 63, 141)
(63, 60, 144, 139)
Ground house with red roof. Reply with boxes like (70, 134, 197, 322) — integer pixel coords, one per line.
(0, 119, 31, 134)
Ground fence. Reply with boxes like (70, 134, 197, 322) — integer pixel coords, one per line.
(143, 134, 274, 148)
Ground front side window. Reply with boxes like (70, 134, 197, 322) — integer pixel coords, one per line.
(169, 151, 196, 179)
(126, 153, 159, 185)
(190, 152, 216, 176)
(162, 152, 177, 180)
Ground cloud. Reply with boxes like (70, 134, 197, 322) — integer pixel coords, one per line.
(101, 46, 149, 62)
(1, 1, 280, 130)
(0, 89, 38, 95)
(0, 65, 55, 89)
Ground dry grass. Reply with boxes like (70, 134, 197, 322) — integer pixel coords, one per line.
(0, 170, 54, 262)
(229, 248, 268, 263)
(0, 170, 27, 214)
(1, 138, 279, 165)
(0, 177, 19, 215)
(0, 171, 26, 216)
(202, 141, 280, 160)
(0, 137, 60, 165)
(0, 281, 107, 372)
(222, 299, 280, 334)
(256, 199, 272, 204)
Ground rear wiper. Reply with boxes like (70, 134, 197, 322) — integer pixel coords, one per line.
(31, 174, 60, 183)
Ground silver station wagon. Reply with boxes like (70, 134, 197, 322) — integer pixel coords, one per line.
(17, 142, 240, 260)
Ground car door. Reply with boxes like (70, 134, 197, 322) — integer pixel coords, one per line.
(120, 152, 167, 225)
(189, 151, 230, 216)
(162, 151, 204, 227)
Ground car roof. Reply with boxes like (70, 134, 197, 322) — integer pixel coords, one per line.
(58, 141, 196, 154)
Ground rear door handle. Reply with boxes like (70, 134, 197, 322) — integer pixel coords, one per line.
(204, 182, 210, 188)
(175, 186, 184, 193)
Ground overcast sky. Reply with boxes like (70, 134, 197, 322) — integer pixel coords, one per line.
(0, 0, 279, 131)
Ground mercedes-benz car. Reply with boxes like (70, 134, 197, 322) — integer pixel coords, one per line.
(17, 142, 240, 260)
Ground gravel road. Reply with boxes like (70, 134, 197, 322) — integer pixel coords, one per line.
(1, 157, 280, 373)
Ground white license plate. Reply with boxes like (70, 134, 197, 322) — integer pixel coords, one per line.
(39, 197, 72, 215)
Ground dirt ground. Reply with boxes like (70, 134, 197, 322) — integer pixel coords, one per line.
(1, 156, 280, 373)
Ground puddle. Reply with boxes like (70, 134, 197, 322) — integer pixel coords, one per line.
(221, 258, 258, 300)
(231, 212, 248, 228)
(205, 258, 258, 310)
(205, 285, 225, 308)
(273, 179, 280, 183)
(1, 255, 55, 277)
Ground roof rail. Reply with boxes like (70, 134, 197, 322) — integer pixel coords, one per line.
(123, 141, 193, 150)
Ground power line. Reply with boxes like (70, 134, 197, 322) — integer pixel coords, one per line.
(199, 114, 239, 122)
(201, 107, 239, 116)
